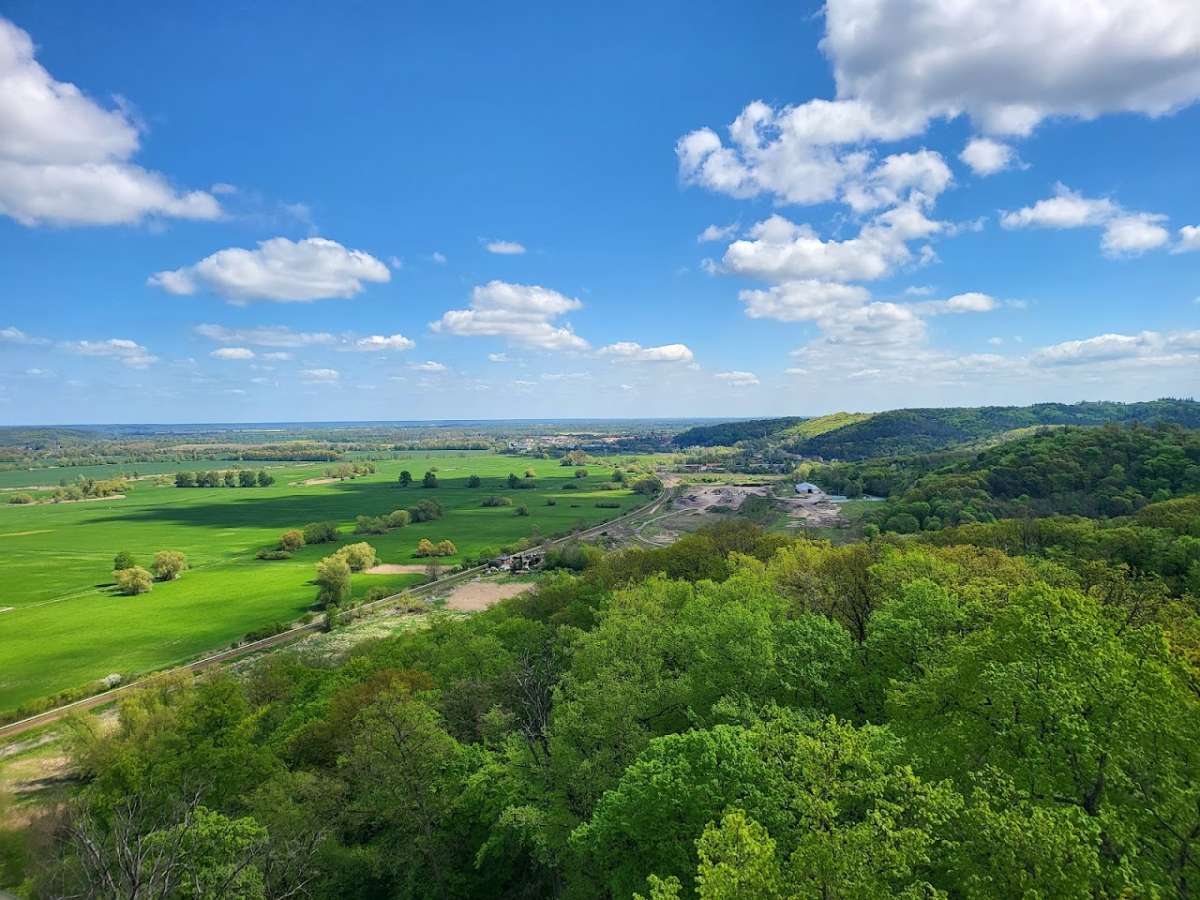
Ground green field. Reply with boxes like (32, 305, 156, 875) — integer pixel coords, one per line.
(0, 453, 650, 713)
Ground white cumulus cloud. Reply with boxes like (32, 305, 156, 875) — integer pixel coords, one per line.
(1001, 184, 1169, 257)
(0, 17, 221, 226)
(1171, 224, 1200, 253)
(599, 342, 695, 363)
(346, 334, 415, 352)
(959, 138, 1020, 175)
(431, 281, 588, 351)
(150, 237, 390, 303)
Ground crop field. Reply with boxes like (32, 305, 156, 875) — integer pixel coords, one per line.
(0, 453, 651, 713)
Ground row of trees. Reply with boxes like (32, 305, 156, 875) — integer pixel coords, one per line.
(175, 469, 275, 488)
(111, 550, 188, 595)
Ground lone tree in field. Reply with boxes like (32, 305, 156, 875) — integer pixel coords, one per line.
(315, 555, 351, 608)
(515, 504, 530, 517)
(279, 529, 306, 552)
(467, 475, 482, 488)
(113, 550, 137, 571)
(398, 470, 412, 487)
(336, 542, 378, 572)
(114, 566, 153, 596)
(574, 468, 588, 479)
(151, 550, 188, 581)
(423, 471, 439, 488)
(435, 539, 457, 557)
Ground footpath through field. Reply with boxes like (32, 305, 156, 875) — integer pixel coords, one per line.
(0, 486, 677, 741)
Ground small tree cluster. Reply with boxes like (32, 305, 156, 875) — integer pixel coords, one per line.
(415, 538, 457, 558)
(302, 521, 340, 544)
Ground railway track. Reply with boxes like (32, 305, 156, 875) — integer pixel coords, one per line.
(0, 489, 673, 741)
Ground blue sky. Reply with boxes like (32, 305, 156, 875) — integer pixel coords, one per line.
(1, 0, 1198, 424)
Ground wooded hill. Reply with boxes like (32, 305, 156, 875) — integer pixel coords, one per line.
(673, 398, 1200, 459)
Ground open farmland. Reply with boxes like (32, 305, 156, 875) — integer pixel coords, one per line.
(0, 452, 651, 713)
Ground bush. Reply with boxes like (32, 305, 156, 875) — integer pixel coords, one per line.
(546, 498, 557, 506)
(612, 469, 626, 483)
(336, 542, 378, 571)
(8, 493, 34, 504)
(315, 555, 351, 608)
(279, 529, 306, 551)
(435, 539, 457, 557)
(256, 548, 293, 560)
(415, 538, 436, 558)
(386, 509, 412, 528)
(354, 515, 389, 535)
(632, 475, 664, 495)
(524, 468, 537, 478)
(482, 495, 513, 507)
(467, 475, 482, 488)
(303, 521, 340, 544)
(542, 541, 603, 572)
(515, 504, 530, 517)
(422, 471, 439, 488)
(114, 566, 153, 595)
(409, 498, 443, 522)
(243, 622, 287, 643)
(884, 513, 920, 534)
(113, 550, 137, 570)
(574, 468, 588, 479)
(594, 501, 621, 509)
(151, 550, 188, 581)
(561, 482, 578, 490)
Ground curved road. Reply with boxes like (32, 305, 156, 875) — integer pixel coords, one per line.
(0, 487, 675, 741)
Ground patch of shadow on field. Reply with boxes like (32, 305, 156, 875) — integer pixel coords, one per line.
(86, 480, 432, 531)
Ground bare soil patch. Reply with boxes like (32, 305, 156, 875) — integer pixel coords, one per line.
(444, 580, 534, 612)
(365, 563, 431, 575)
(297, 477, 339, 486)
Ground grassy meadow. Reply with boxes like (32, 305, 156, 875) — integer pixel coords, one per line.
(0, 452, 649, 713)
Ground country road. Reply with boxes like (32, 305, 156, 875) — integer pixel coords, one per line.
(0, 486, 675, 741)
